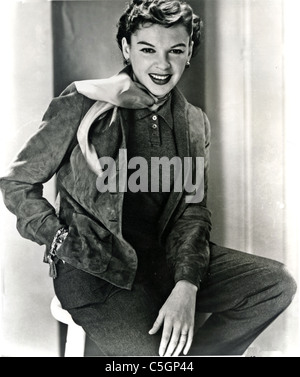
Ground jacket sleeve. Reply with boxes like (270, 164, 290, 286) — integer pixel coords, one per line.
(165, 111, 212, 289)
(0, 83, 90, 250)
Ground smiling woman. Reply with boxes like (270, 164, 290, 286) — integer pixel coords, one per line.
(116, 0, 199, 99)
(0, 0, 297, 357)
(121, 24, 193, 97)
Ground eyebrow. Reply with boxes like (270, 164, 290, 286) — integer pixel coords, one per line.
(137, 41, 187, 48)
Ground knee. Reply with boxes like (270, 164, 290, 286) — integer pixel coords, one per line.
(269, 263, 297, 310)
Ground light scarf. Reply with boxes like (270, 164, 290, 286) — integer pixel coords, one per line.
(76, 84, 170, 176)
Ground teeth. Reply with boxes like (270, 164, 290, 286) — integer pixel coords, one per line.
(150, 74, 170, 80)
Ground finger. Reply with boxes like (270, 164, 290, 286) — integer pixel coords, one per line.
(183, 327, 194, 356)
(149, 312, 164, 335)
(172, 330, 189, 357)
(158, 320, 173, 357)
(163, 325, 181, 357)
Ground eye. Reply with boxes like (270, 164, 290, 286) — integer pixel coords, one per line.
(140, 48, 156, 54)
(170, 49, 184, 55)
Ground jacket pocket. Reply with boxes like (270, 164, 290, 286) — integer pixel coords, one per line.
(57, 212, 112, 274)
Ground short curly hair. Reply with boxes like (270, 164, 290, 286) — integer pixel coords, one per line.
(116, 0, 203, 58)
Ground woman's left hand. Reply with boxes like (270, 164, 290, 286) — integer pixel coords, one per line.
(149, 280, 197, 356)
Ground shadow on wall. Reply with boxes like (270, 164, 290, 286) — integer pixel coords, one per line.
(51, 0, 206, 104)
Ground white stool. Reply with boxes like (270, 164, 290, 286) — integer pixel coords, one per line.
(50, 295, 86, 357)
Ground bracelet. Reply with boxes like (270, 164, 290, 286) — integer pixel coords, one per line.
(50, 227, 69, 255)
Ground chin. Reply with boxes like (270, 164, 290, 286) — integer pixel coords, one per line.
(147, 85, 173, 98)
(151, 90, 170, 98)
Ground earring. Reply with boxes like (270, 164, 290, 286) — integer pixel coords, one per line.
(186, 61, 191, 68)
(125, 58, 131, 66)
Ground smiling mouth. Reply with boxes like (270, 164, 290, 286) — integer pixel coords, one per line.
(149, 73, 172, 85)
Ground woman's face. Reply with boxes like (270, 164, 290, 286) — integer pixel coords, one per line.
(122, 23, 193, 98)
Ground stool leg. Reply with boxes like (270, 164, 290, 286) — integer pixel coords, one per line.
(65, 323, 86, 357)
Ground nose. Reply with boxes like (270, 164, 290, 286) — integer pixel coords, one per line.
(155, 52, 171, 71)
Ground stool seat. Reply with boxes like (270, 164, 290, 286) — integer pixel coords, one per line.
(50, 295, 86, 357)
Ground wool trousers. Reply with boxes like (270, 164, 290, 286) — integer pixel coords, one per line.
(53, 242, 296, 356)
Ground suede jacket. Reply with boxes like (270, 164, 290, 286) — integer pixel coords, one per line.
(0, 83, 212, 290)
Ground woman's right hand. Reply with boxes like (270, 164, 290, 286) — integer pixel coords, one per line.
(75, 67, 156, 109)
(149, 280, 197, 357)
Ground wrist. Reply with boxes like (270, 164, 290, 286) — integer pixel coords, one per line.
(175, 279, 198, 293)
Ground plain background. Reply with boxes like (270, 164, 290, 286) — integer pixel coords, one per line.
(0, 0, 299, 357)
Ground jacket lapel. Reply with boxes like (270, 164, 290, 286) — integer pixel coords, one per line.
(172, 87, 190, 160)
(85, 107, 129, 234)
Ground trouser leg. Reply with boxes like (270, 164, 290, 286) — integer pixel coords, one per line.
(53, 244, 296, 356)
(69, 282, 165, 356)
(53, 260, 165, 356)
(189, 243, 297, 355)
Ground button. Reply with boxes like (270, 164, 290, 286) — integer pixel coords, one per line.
(152, 115, 158, 121)
(152, 124, 158, 129)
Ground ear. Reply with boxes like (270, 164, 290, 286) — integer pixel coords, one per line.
(121, 37, 131, 60)
(188, 40, 194, 61)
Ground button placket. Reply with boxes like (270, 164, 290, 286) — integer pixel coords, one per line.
(150, 114, 160, 146)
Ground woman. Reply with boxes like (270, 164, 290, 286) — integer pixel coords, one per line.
(0, 0, 296, 356)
